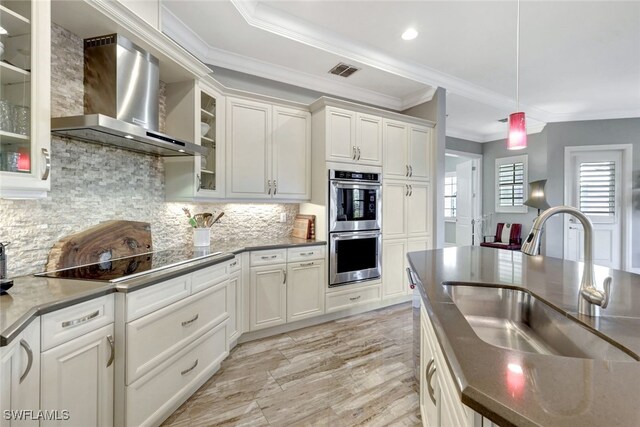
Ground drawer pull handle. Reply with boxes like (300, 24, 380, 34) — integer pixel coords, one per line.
(106, 335, 115, 368)
(230, 261, 238, 267)
(182, 314, 199, 327)
(300, 262, 314, 267)
(181, 359, 199, 375)
(282, 269, 287, 284)
(426, 358, 437, 405)
(349, 296, 361, 301)
(61, 310, 100, 328)
(41, 148, 51, 181)
(261, 255, 278, 260)
(300, 252, 314, 256)
(19, 339, 33, 384)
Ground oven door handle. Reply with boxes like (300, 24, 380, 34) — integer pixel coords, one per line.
(331, 231, 381, 240)
(330, 181, 381, 189)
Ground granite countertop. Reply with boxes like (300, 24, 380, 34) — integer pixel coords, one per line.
(1, 237, 325, 347)
(407, 246, 640, 427)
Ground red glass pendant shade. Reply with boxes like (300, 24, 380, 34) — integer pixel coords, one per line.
(507, 112, 527, 150)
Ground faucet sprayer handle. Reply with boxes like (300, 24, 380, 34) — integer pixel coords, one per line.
(601, 277, 612, 309)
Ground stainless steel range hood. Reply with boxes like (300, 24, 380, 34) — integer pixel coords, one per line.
(51, 34, 206, 157)
(51, 114, 207, 157)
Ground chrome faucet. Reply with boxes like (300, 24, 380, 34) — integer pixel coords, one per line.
(521, 206, 611, 316)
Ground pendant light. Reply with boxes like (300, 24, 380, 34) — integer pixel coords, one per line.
(507, 0, 527, 150)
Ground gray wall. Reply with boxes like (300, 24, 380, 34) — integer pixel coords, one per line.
(544, 119, 640, 265)
(446, 136, 483, 155)
(481, 130, 549, 246)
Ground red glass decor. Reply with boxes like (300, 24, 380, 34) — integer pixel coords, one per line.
(17, 150, 31, 172)
(507, 112, 527, 150)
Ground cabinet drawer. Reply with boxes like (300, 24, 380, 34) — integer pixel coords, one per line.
(126, 281, 228, 384)
(228, 256, 241, 273)
(287, 245, 325, 262)
(326, 285, 381, 313)
(191, 262, 227, 295)
(126, 321, 228, 427)
(126, 274, 191, 322)
(41, 295, 114, 351)
(250, 249, 286, 266)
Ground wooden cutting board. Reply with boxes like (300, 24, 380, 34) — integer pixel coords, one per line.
(292, 218, 310, 239)
(46, 220, 152, 271)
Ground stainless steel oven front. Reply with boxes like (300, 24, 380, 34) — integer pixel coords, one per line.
(329, 230, 382, 287)
(329, 170, 381, 233)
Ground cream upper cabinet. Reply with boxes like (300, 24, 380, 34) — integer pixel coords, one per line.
(287, 260, 325, 322)
(249, 264, 287, 330)
(355, 113, 382, 166)
(408, 125, 432, 181)
(0, 321, 40, 427)
(325, 107, 356, 163)
(383, 120, 432, 182)
(164, 80, 226, 201)
(0, 0, 51, 199)
(324, 107, 382, 166)
(272, 105, 311, 200)
(226, 97, 272, 199)
(383, 120, 409, 179)
(226, 97, 310, 201)
(407, 182, 431, 237)
(41, 324, 114, 427)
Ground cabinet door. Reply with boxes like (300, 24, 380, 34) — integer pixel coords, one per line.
(41, 324, 114, 427)
(420, 307, 439, 427)
(287, 260, 325, 322)
(408, 125, 432, 181)
(382, 239, 408, 299)
(272, 106, 311, 200)
(383, 120, 409, 179)
(227, 270, 241, 343)
(325, 107, 356, 163)
(407, 182, 431, 237)
(250, 264, 287, 331)
(0, 0, 51, 199)
(197, 85, 225, 198)
(356, 113, 382, 166)
(382, 181, 408, 239)
(407, 236, 432, 255)
(0, 321, 40, 427)
(226, 97, 272, 199)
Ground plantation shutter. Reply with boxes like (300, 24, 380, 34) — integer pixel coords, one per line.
(498, 162, 524, 207)
(579, 161, 615, 216)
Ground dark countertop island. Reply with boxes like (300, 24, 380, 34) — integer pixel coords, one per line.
(407, 246, 640, 427)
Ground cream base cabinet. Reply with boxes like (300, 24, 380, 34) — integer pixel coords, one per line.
(250, 264, 287, 330)
(406, 182, 431, 237)
(227, 269, 241, 344)
(287, 260, 325, 322)
(41, 324, 114, 427)
(0, 321, 40, 427)
(383, 181, 431, 240)
(382, 240, 408, 299)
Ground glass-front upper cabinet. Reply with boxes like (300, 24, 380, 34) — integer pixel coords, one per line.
(164, 78, 225, 201)
(0, 0, 50, 198)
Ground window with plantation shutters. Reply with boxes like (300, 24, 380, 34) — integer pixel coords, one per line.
(579, 161, 615, 216)
(495, 155, 528, 213)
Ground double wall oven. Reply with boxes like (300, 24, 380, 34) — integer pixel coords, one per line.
(328, 170, 382, 287)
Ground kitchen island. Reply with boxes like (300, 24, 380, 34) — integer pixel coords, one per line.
(407, 246, 640, 427)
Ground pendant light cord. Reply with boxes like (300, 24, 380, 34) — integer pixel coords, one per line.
(516, 0, 520, 111)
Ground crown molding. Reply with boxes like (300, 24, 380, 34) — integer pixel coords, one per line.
(547, 108, 640, 123)
(400, 88, 437, 110)
(446, 127, 486, 143)
(229, 0, 555, 123)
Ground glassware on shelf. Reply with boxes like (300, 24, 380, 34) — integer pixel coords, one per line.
(13, 105, 29, 136)
(0, 101, 12, 132)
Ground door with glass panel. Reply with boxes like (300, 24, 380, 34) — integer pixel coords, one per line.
(564, 149, 622, 269)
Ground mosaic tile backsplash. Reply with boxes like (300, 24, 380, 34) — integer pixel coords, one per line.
(0, 24, 298, 277)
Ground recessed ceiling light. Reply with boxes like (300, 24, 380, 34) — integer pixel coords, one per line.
(124, 135, 134, 139)
(401, 28, 418, 41)
(178, 149, 185, 153)
(0, 26, 8, 36)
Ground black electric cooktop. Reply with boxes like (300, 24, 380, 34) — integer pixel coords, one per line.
(36, 248, 224, 283)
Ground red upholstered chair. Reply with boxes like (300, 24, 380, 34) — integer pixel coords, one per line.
(480, 223, 523, 251)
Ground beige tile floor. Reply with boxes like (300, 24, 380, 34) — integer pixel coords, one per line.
(161, 302, 421, 426)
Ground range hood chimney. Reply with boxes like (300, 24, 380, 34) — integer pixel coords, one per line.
(51, 34, 206, 157)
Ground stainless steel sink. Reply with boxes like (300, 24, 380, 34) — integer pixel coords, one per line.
(445, 284, 639, 362)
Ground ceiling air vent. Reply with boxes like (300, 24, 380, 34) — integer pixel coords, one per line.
(328, 62, 360, 78)
(498, 118, 509, 123)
